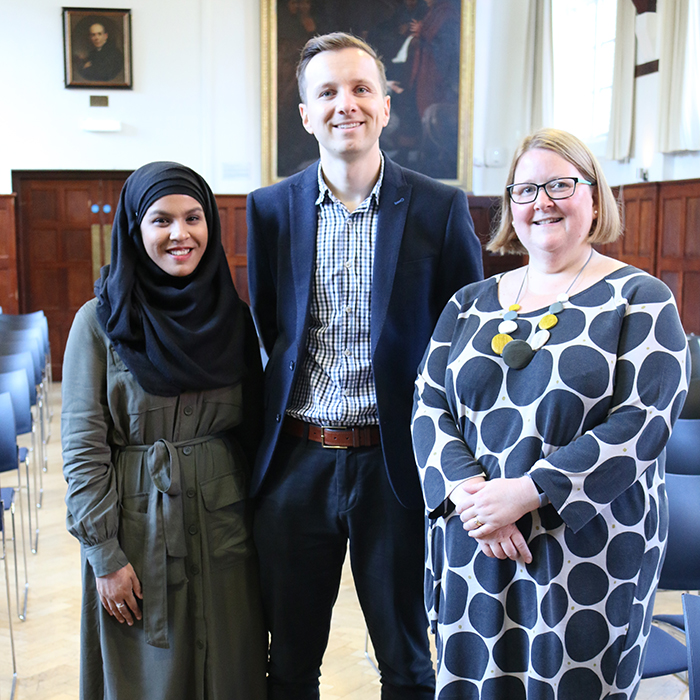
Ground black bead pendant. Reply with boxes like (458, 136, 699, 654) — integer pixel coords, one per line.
(502, 339, 535, 369)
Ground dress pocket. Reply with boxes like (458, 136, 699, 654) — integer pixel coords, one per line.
(118, 502, 148, 580)
(200, 472, 252, 567)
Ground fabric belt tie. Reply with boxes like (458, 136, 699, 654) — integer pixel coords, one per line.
(283, 416, 381, 448)
(121, 434, 218, 648)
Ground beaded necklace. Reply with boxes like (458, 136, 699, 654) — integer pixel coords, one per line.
(491, 248, 594, 369)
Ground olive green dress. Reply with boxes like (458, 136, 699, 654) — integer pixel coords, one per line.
(62, 299, 267, 700)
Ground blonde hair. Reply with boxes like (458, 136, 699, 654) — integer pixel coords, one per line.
(488, 128, 621, 256)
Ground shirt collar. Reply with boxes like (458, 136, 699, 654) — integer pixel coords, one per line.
(315, 152, 385, 208)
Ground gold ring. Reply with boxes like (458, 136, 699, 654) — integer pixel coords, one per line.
(475, 518, 483, 528)
(116, 603, 125, 609)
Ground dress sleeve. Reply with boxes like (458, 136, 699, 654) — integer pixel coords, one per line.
(528, 273, 689, 533)
(61, 303, 128, 577)
(412, 288, 485, 517)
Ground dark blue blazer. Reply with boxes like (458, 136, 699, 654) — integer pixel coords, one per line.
(246, 156, 483, 509)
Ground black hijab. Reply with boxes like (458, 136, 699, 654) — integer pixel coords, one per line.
(95, 161, 249, 396)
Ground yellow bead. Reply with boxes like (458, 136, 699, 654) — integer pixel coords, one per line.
(491, 333, 513, 355)
(508, 304, 521, 312)
(539, 314, 559, 330)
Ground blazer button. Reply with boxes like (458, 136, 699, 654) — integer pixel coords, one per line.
(183, 406, 193, 416)
(183, 446, 193, 456)
(289, 361, 295, 370)
(276, 414, 281, 422)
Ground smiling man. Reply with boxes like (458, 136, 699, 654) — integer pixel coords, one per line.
(246, 32, 483, 700)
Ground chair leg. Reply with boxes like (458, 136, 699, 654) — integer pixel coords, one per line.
(39, 382, 49, 472)
(25, 455, 37, 556)
(31, 410, 44, 510)
(8, 502, 28, 621)
(0, 507, 19, 699)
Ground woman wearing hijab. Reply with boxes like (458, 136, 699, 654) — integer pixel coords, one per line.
(62, 162, 267, 700)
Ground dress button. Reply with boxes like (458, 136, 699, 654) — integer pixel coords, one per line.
(276, 413, 281, 422)
(289, 361, 295, 370)
(191, 565, 200, 576)
(183, 406, 194, 416)
(196, 639, 204, 650)
(188, 525, 198, 535)
(186, 488, 196, 498)
(183, 446, 193, 456)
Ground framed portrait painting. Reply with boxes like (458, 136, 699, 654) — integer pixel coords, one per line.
(261, 0, 475, 187)
(63, 7, 132, 89)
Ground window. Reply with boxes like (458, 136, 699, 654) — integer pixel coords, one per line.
(552, 0, 617, 154)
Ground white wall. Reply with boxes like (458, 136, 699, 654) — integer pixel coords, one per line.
(0, 0, 261, 194)
(1, 0, 698, 197)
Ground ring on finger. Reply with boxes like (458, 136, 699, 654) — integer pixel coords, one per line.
(116, 602, 125, 609)
(475, 517, 483, 528)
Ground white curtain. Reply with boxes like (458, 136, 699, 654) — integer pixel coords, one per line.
(658, 0, 700, 152)
(606, 0, 637, 160)
(523, 0, 554, 133)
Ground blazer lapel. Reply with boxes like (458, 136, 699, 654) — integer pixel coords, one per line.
(289, 163, 320, 339)
(371, 158, 412, 355)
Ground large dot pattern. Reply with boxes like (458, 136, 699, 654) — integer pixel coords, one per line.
(411, 267, 688, 698)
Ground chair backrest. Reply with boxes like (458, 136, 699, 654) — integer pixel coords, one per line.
(0, 353, 36, 405)
(0, 370, 32, 436)
(684, 593, 700, 700)
(665, 419, 700, 474)
(681, 334, 700, 419)
(660, 473, 700, 590)
(0, 392, 18, 472)
(0, 340, 42, 386)
(0, 313, 49, 356)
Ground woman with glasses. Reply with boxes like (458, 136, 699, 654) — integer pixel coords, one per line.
(412, 129, 688, 699)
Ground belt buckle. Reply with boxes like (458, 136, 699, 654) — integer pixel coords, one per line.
(320, 426, 349, 449)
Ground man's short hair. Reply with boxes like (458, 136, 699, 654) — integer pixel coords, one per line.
(296, 32, 388, 103)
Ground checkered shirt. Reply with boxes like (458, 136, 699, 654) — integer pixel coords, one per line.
(286, 157, 385, 427)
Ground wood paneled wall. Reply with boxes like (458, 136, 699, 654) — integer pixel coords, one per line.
(0, 194, 18, 314)
(215, 195, 250, 304)
(598, 180, 700, 334)
(4, 180, 700, 334)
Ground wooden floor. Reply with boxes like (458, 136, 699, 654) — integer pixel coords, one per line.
(0, 383, 689, 699)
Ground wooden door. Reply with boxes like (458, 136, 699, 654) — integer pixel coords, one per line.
(0, 195, 18, 314)
(215, 195, 250, 304)
(13, 172, 130, 379)
(656, 179, 700, 334)
(603, 183, 659, 274)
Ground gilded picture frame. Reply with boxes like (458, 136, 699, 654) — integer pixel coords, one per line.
(63, 7, 133, 89)
(261, 0, 475, 188)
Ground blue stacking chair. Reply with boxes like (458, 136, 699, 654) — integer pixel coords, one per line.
(0, 334, 49, 489)
(684, 593, 700, 700)
(0, 352, 44, 513)
(642, 469, 700, 682)
(0, 369, 38, 557)
(0, 312, 52, 432)
(0, 392, 29, 625)
(0, 326, 49, 461)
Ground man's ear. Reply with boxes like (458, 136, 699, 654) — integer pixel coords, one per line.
(299, 103, 314, 135)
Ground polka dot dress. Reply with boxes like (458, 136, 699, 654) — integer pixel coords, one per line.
(411, 266, 688, 700)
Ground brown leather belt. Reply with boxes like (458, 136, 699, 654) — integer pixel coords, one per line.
(283, 416, 381, 449)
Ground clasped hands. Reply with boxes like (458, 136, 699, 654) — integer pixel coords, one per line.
(449, 476, 541, 564)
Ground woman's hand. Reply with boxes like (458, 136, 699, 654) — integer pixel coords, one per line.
(474, 523, 533, 563)
(96, 563, 143, 626)
(449, 476, 486, 512)
(460, 476, 540, 536)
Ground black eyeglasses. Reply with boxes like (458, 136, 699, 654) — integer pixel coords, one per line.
(507, 177, 594, 204)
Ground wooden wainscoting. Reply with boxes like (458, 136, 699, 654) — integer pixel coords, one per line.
(0, 195, 18, 314)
